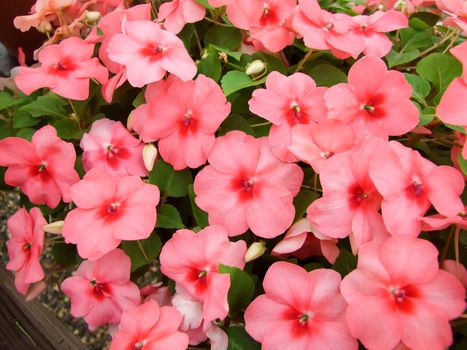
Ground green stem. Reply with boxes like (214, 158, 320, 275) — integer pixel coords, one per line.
(137, 240, 150, 263)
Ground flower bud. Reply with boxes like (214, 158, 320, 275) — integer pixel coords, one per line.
(245, 60, 266, 76)
(143, 143, 158, 172)
(245, 241, 266, 262)
(85, 11, 102, 24)
(26, 280, 47, 301)
(38, 21, 52, 33)
(42, 221, 64, 234)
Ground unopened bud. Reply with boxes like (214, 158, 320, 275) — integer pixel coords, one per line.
(143, 143, 158, 172)
(38, 21, 52, 33)
(85, 11, 102, 24)
(245, 60, 266, 76)
(245, 241, 266, 262)
(26, 280, 47, 301)
(43, 221, 64, 234)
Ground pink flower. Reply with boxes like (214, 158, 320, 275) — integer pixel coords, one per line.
(288, 119, 355, 173)
(442, 259, 467, 288)
(307, 138, 389, 252)
(292, 0, 366, 59)
(6, 208, 46, 295)
(61, 249, 141, 329)
(421, 207, 467, 231)
(436, 0, 467, 33)
(62, 168, 159, 260)
(245, 262, 357, 350)
(15, 37, 108, 100)
(158, 0, 206, 34)
(107, 20, 196, 87)
(14, 0, 73, 32)
(369, 141, 465, 236)
(159, 226, 247, 322)
(248, 71, 327, 162)
(341, 236, 466, 350)
(80, 118, 147, 176)
(0, 125, 79, 208)
(194, 131, 303, 238)
(131, 74, 231, 170)
(109, 300, 189, 350)
(324, 56, 419, 142)
(350, 11, 408, 57)
(272, 218, 340, 263)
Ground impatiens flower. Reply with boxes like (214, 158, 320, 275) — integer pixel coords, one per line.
(194, 131, 303, 237)
(421, 207, 467, 231)
(62, 167, 159, 260)
(131, 74, 231, 170)
(80, 118, 147, 176)
(107, 20, 196, 87)
(324, 56, 419, 142)
(15, 37, 108, 100)
(244, 262, 357, 350)
(0, 125, 79, 208)
(292, 0, 366, 59)
(61, 249, 141, 329)
(436, 0, 467, 33)
(369, 141, 465, 236)
(158, 0, 206, 34)
(341, 237, 466, 350)
(272, 218, 340, 263)
(442, 259, 467, 288)
(248, 71, 327, 162)
(159, 226, 247, 322)
(307, 138, 389, 252)
(109, 300, 189, 350)
(6, 208, 46, 295)
(14, 0, 73, 32)
(288, 119, 355, 173)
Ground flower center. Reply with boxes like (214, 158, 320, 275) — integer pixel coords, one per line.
(106, 202, 120, 214)
(183, 110, 193, 126)
(389, 286, 407, 303)
(242, 179, 255, 192)
(363, 104, 375, 112)
(325, 22, 334, 30)
(298, 313, 310, 324)
(38, 163, 47, 172)
(133, 340, 147, 350)
(410, 182, 423, 197)
(23, 242, 31, 251)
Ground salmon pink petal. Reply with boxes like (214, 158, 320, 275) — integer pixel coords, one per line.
(161, 45, 197, 81)
(354, 241, 390, 282)
(70, 175, 116, 209)
(15, 67, 58, 96)
(204, 272, 230, 322)
(351, 209, 388, 251)
(424, 166, 464, 216)
(60, 277, 93, 317)
(362, 32, 393, 57)
(348, 56, 387, 100)
(381, 195, 429, 236)
(308, 269, 344, 317)
(93, 249, 132, 283)
(324, 83, 359, 123)
(0, 137, 36, 165)
(437, 78, 467, 125)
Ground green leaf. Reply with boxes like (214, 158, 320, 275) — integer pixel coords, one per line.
(121, 234, 162, 272)
(53, 119, 83, 139)
(387, 49, 420, 68)
(15, 128, 35, 140)
(420, 106, 436, 125)
(306, 63, 347, 87)
(219, 265, 255, 315)
(195, 0, 215, 10)
(219, 114, 255, 136)
(12, 110, 39, 128)
(18, 93, 68, 118)
(293, 190, 319, 221)
(416, 53, 462, 93)
(204, 26, 241, 50)
(52, 242, 79, 266)
(210, 44, 243, 61)
(445, 123, 466, 134)
(149, 160, 193, 198)
(399, 28, 433, 52)
(333, 249, 357, 277)
(221, 71, 266, 96)
(458, 153, 467, 176)
(227, 326, 261, 350)
(0, 91, 26, 111)
(188, 184, 209, 227)
(409, 12, 440, 27)
(409, 18, 429, 30)
(156, 204, 185, 229)
(404, 73, 430, 104)
(197, 50, 222, 81)
(132, 90, 145, 108)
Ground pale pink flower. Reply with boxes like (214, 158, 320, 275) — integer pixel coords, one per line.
(324, 56, 419, 143)
(80, 118, 147, 176)
(0, 125, 79, 208)
(106, 20, 196, 87)
(248, 71, 327, 162)
(160, 226, 246, 322)
(61, 249, 141, 329)
(6, 208, 46, 295)
(109, 300, 189, 350)
(245, 262, 357, 350)
(15, 37, 108, 100)
(194, 131, 303, 238)
(369, 141, 465, 236)
(341, 237, 466, 350)
(158, 0, 206, 34)
(131, 74, 231, 170)
(62, 168, 160, 260)
(14, 0, 73, 32)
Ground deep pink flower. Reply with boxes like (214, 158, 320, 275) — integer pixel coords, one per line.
(131, 74, 231, 170)
(248, 71, 327, 162)
(245, 262, 357, 350)
(109, 300, 189, 350)
(369, 141, 465, 236)
(15, 37, 108, 100)
(107, 20, 196, 87)
(341, 237, 466, 350)
(80, 118, 147, 176)
(288, 119, 355, 173)
(159, 226, 246, 322)
(62, 168, 159, 260)
(194, 131, 303, 237)
(307, 138, 389, 252)
(158, 0, 206, 34)
(61, 249, 141, 329)
(0, 125, 79, 208)
(324, 56, 419, 143)
(6, 208, 46, 295)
